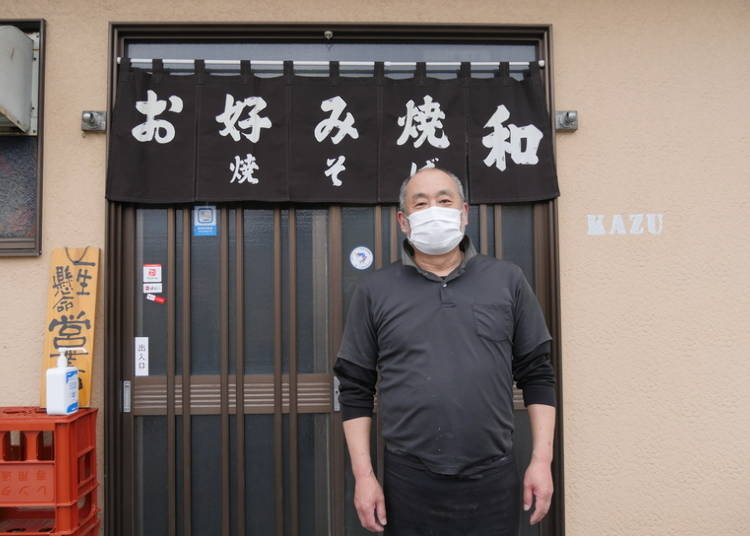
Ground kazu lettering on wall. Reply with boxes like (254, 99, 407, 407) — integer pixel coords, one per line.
(586, 214, 664, 236)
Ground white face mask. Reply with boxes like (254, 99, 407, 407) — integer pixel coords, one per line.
(407, 206, 465, 256)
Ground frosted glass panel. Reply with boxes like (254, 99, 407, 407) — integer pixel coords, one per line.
(0, 137, 37, 239)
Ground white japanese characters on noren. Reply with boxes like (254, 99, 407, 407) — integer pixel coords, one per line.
(131, 90, 183, 144)
(213, 94, 272, 185)
(325, 156, 346, 187)
(314, 96, 359, 144)
(128, 87, 548, 191)
(215, 94, 272, 143)
(409, 157, 439, 176)
(397, 95, 450, 149)
(230, 153, 260, 184)
(315, 96, 360, 187)
(482, 104, 543, 171)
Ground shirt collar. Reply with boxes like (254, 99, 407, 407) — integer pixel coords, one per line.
(401, 235, 477, 281)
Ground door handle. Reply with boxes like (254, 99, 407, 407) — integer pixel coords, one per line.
(333, 376, 341, 412)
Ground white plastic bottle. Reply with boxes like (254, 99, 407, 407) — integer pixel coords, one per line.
(46, 348, 81, 415)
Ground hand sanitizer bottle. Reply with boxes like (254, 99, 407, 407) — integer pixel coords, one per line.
(46, 348, 82, 415)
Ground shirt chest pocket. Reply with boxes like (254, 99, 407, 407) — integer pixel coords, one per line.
(472, 302, 513, 343)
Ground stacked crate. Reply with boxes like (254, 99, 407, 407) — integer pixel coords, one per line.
(0, 407, 99, 535)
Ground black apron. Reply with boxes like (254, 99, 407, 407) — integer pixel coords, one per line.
(383, 449, 520, 536)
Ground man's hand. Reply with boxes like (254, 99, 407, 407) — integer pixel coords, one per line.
(354, 472, 387, 532)
(524, 403, 555, 524)
(342, 417, 386, 532)
(523, 457, 554, 525)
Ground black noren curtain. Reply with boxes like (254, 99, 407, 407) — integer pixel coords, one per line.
(106, 59, 559, 205)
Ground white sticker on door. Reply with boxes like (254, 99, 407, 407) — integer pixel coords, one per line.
(134, 336, 149, 377)
(143, 283, 163, 294)
(350, 246, 374, 270)
(143, 264, 162, 283)
(193, 205, 218, 236)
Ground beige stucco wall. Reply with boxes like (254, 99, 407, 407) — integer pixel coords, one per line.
(1, 1, 749, 534)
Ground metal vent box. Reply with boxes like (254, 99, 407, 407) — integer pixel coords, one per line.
(0, 25, 35, 134)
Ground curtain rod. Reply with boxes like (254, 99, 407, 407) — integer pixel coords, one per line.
(116, 57, 545, 69)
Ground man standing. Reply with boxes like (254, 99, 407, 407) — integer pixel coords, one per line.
(333, 168, 556, 535)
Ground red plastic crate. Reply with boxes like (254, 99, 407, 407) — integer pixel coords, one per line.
(0, 511, 99, 535)
(0, 482, 98, 535)
(72, 515, 100, 536)
(0, 408, 97, 507)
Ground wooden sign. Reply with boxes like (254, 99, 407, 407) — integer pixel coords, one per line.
(40, 247, 100, 408)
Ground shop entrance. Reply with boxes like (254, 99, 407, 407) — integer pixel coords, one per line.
(108, 203, 548, 536)
(105, 26, 562, 536)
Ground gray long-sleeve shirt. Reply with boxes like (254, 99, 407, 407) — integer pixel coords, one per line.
(334, 236, 555, 475)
